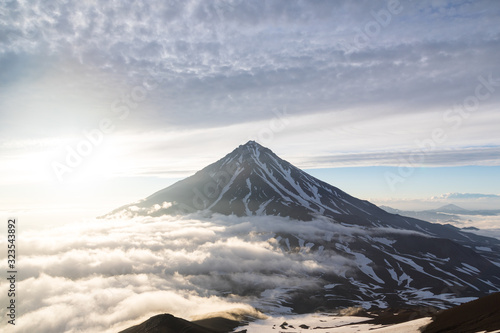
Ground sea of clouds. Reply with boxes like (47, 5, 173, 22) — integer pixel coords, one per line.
(0, 206, 496, 333)
(2, 209, 496, 332)
(1, 213, 376, 333)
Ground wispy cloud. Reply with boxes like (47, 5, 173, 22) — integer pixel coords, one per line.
(297, 146, 500, 169)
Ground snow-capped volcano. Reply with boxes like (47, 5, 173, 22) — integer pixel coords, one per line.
(111, 141, 499, 256)
(109, 141, 500, 311)
(125, 140, 378, 220)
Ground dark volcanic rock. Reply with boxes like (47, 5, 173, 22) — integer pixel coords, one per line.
(109, 141, 500, 256)
(422, 292, 500, 333)
(108, 141, 500, 310)
(118, 313, 225, 333)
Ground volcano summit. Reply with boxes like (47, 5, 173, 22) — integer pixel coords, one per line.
(109, 141, 500, 311)
(111, 140, 384, 220)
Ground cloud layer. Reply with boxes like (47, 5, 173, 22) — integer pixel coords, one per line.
(0, 214, 374, 332)
(2, 0, 500, 142)
(1, 201, 497, 331)
(434, 193, 500, 200)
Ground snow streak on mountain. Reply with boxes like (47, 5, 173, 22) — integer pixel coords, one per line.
(109, 141, 500, 311)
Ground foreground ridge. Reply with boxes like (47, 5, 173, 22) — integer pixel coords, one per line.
(120, 293, 500, 333)
(118, 313, 218, 333)
(422, 292, 500, 333)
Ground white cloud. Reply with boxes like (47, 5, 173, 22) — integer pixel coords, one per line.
(5, 211, 447, 331)
(0, 214, 372, 332)
(433, 193, 500, 200)
(371, 226, 431, 238)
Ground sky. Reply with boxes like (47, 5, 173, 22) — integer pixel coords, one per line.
(1, 0, 500, 228)
(1, 1, 500, 332)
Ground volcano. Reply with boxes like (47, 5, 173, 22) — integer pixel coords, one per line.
(109, 141, 500, 310)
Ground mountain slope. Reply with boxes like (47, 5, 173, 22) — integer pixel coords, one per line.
(433, 204, 469, 213)
(422, 292, 500, 333)
(110, 141, 500, 261)
(110, 141, 382, 220)
(108, 141, 500, 310)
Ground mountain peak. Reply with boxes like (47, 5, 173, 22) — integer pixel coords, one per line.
(241, 140, 260, 147)
(107, 142, 500, 310)
(231, 140, 270, 161)
(110, 141, 366, 220)
(437, 204, 468, 212)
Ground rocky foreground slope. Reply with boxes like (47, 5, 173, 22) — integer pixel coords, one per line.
(119, 293, 500, 332)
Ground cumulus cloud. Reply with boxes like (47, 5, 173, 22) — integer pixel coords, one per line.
(426, 192, 500, 211)
(1, 214, 381, 332)
(11, 274, 257, 333)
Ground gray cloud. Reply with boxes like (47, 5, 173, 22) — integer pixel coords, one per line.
(298, 146, 500, 168)
(1, 0, 500, 188)
(2, 0, 500, 137)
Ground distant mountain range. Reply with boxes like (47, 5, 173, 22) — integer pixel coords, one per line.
(380, 204, 500, 225)
(382, 203, 500, 216)
(108, 141, 500, 312)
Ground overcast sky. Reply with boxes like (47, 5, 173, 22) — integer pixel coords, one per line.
(1, 0, 500, 224)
